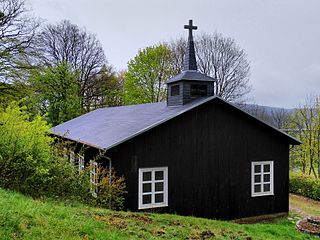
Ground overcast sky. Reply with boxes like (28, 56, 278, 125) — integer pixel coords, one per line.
(27, 0, 320, 108)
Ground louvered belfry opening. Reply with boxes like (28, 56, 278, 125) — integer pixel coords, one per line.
(166, 20, 216, 106)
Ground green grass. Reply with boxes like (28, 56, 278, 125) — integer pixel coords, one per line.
(0, 188, 316, 240)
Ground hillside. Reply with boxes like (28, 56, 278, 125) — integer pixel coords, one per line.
(0, 188, 316, 239)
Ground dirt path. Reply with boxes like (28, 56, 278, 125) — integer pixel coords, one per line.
(289, 194, 320, 217)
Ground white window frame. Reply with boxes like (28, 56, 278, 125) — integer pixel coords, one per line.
(251, 161, 274, 197)
(78, 154, 85, 173)
(69, 151, 75, 164)
(90, 160, 98, 198)
(138, 167, 168, 210)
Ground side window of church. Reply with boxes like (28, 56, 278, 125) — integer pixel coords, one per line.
(138, 167, 168, 209)
(78, 154, 85, 173)
(190, 84, 207, 97)
(171, 85, 180, 96)
(90, 161, 98, 197)
(69, 151, 75, 163)
(251, 161, 274, 197)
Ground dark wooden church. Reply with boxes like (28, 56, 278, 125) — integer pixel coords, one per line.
(52, 20, 301, 220)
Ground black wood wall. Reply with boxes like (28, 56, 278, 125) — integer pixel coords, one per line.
(105, 98, 291, 220)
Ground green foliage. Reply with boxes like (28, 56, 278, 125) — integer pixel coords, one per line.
(0, 103, 80, 199)
(0, 102, 52, 193)
(0, 82, 33, 108)
(0, 188, 314, 240)
(74, 165, 127, 210)
(94, 167, 127, 210)
(0, 102, 127, 207)
(288, 96, 320, 178)
(124, 44, 174, 104)
(30, 63, 81, 126)
(289, 172, 320, 201)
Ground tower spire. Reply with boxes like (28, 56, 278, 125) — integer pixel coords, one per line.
(183, 19, 198, 71)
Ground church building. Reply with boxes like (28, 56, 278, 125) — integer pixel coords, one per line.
(52, 20, 300, 220)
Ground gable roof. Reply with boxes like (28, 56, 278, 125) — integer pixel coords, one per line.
(51, 96, 301, 150)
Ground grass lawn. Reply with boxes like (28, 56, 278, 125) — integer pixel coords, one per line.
(0, 188, 317, 240)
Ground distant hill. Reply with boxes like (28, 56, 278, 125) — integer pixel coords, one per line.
(238, 103, 294, 129)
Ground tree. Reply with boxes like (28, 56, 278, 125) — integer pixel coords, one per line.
(124, 44, 174, 104)
(36, 20, 108, 111)
(84, 65, 124, 109)
(170, 32, 251, 102)
(30, 63, 81, 126)
(0, 0, 39, 83)
(270, 108, 290, 129)
(288, 96, 320, 178)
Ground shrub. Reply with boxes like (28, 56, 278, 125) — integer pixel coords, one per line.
(95, 167, 127, 210)
(0, 103, 127, 209)
(289, 172, 320, 201)
(0, 103, 79, 198)
(0, 103, 52, 193)
(78, 166, 127, 210)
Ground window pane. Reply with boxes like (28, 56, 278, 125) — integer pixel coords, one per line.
(143, 172, 151, 181)
(254, 175, 261, 183)
(190, 84, 207, 96)
(155, 193, 164, 203)
(263, 164, 270, 172)
(155, 171, 164, 180)
(155, 182, 163, 192)
(143, 183, 151, 193)
(264, 184, 270, 192)
(171, 85, 180, 96)
(143, 194, 151, 204)
(254, 165, 261, 173)
(264, 174, 270, 182)
(254, 184, 261, 193)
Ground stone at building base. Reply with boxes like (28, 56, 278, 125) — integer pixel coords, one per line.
(234, 212, 288, 224)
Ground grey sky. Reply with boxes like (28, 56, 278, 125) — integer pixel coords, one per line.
(27, 0, 320, 108)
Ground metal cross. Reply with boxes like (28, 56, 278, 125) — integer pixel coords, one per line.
(184, 19, 197, 38)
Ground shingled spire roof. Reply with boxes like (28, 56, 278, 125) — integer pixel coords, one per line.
(183, 19, 198, 71)
(167, 20, 215, 84)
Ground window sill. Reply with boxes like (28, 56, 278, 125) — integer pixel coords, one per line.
(138, 203, 168, 210)
(251, 192, 274, 197)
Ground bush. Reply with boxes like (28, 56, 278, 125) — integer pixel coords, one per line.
(95, 167, 127, 210)
(0, 103, 127, 209)
(0, 103, 79, 198)
(77, 166, 127, 210)
(289, 172, 320, 201)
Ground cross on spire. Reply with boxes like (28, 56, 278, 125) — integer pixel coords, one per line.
(184, 19, 198, 39)
(183, 19, 197, 71)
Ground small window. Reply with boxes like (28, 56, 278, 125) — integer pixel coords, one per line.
(63, 147, 68, 159)
(251, 161, 274, 197)
(69, 151, 75, 163)
(190, 84, 207, 97)
(171, 85, 180, 96)
(90, 161, 98, 197)
(78, 154, 85, 173)
(138, 167, 168, 209)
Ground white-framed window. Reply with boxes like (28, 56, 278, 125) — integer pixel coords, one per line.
(90, 160, 98, 198)
(138, 167, 168, 209)
(63, 147, 68, 159)
(78, 154, 85, 173)
(251, 161, 274, 197)
(69, 151, 75, 163)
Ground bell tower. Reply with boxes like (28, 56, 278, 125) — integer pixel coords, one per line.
(167, 20, 216, 106)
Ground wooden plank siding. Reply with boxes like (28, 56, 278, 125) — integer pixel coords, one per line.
(104, 98, 291, 220)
